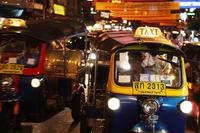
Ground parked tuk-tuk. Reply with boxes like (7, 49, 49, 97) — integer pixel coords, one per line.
(80, 27, 193, 133)
(0, 18, 86, 132)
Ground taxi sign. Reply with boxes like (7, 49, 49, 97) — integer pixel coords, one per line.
(133, 81, 166, 96)
(0, 64, 24, 74)
(2, 18, 26, 28)
(134, 26, 164, 38)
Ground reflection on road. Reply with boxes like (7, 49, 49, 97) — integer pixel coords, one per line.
(20, 108, 79, 133)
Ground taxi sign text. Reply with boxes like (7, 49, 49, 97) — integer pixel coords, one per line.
(134, 27, 163, 38)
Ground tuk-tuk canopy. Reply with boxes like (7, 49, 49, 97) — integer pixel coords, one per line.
(93, 27, 184, 56)
(93, 31, 135, 51)
(0, 18, 86, 42)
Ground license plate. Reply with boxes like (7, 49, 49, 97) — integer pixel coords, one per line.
(0, 64, 24, 74)
(133, 81, 166, 96)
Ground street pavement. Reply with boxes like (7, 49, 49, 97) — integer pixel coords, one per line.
(17, 107, 195, 133)
(20, 108, 79, 133)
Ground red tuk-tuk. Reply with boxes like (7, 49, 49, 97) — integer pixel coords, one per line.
(0, 18, 86, 132)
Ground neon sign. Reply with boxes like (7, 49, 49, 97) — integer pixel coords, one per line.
(174, 0, 200, 8)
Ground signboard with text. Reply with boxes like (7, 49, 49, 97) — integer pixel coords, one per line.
(100, 11, 110, 19)
(110, 10, 172, 17)
(53, 4, 65, 16)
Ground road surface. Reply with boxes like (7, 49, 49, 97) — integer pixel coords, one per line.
(20, 107, 79, 133)
(15, 107, 196, 133)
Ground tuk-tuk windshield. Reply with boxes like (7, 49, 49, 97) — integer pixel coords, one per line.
(115, 50, 182, 88)
(0, 35, 41, 68)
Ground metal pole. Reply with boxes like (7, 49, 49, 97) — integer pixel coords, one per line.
(43, 0, 46, 19)
(93, 51, 98, 105)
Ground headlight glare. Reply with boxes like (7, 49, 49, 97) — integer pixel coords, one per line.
(179, 100, 192, 114)
(107, 97, 120, 110)
(31, 78, 41, 88)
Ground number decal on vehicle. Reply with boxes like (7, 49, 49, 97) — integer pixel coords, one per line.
(133, 81, 166, 96)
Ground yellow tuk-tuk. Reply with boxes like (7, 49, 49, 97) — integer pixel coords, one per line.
(80, 27, 193, 133)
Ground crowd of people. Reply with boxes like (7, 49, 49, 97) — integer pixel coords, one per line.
(164, 29, 199, 48)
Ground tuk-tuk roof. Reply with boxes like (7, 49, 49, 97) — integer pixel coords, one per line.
(93, 30, 182, 54)
(93, 31, 135, 51)
(0, 18, 86, 42)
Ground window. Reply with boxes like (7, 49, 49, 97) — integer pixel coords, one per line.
(115, 50, 182, 88)
(0, 34, 41, 67)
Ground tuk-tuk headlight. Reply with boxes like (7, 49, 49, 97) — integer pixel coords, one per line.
(142, 99, 159, 115)
(107, 97, 120, 110)
(179, 100, 192, 114)
(31, 78, 41, 88)
(1, 77, 13, 87)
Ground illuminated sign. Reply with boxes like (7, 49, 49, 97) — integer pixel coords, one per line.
(100, 11, 110, 18)
(2, 18, 26, 28)
(112, 0, 121, 3)
(134, 27, 163, 38)
(96, 2, 180, 11)
(174, 1, 200, 8)
(53, 4, 65, 16)
(187, 12, 195, 16)
(26, 2, 43, 10)
(122, 14, 179, 21)
(111, 10, 171, 17)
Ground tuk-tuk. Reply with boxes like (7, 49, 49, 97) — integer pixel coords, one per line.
(0, 18, 86, 131)
(80, 27, 192, 133)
